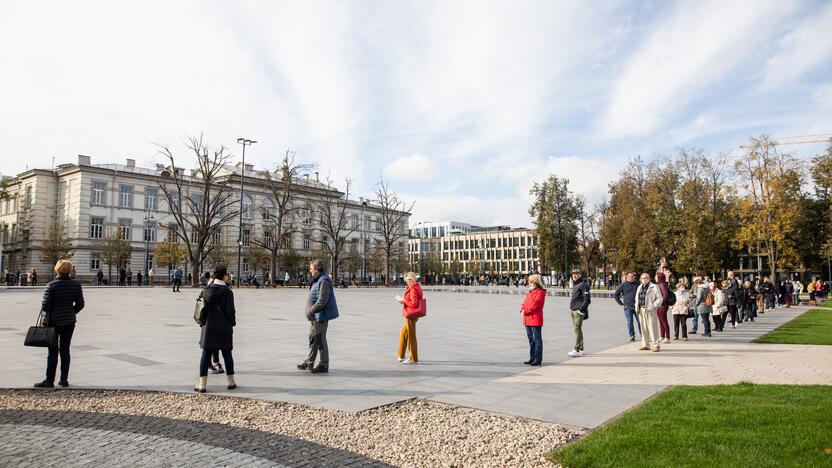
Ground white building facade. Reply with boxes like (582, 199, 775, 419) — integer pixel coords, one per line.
(1, 155, 409, 284)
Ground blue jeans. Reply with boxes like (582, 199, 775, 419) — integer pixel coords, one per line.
(699, 313, 711, 335)
(624, 305, 641, 338)
(525, 326, 543, 363)
(691, 311, 699, 333)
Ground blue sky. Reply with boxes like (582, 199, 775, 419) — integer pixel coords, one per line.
(1, 0, 830, 227)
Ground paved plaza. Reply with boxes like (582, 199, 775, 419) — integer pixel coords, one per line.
(2, 286, 825, 430)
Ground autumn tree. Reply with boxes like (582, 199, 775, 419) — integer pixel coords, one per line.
(156, 134, 239, 286)
(102, 227, 132, 285)
(245, 243, 272, 279)
(734, 135, 805, 279)
(529, 175, 581, 276)
(40, 222, 74, 278)
(154, 240, 186, 274)
(374, 177, 414, 285)
(576, 197, 602, 277)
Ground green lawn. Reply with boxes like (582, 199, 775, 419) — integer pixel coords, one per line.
(755, 308, 832, 345)
(551, 384, 832, 468)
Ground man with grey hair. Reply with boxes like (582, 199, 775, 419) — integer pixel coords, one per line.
(298, 259, 339, 373)
(568, 268, 591, 357)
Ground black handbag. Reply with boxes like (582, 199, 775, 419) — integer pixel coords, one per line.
(24, 311, 57, 348)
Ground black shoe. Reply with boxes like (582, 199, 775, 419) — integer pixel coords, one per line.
(34, 381, 54, 388)
(530, 362, 542, 366)
(58, 381, 69, 388)
(296, 362, 310, 371)
(311, 366, 329, 374)
(523, 359, 534, 365)
(194, 387, 206, 393)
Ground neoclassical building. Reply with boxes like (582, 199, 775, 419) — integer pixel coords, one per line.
(0, 155, 409, 284)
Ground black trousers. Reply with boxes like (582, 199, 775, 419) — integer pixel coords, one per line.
(673, 315, 687, 338)
(46, 324, 75, 383)
(727, 305, 738, 326)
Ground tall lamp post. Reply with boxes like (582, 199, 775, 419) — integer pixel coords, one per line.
(143, 210, 154, 286)
(823, 243, 832, 284)
(236, 137, 257, 286)
(360, 200, 367, 284)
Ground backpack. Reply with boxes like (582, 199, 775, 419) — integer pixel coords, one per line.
(667, 289, 677, 306)
(705, 290, 715, 306)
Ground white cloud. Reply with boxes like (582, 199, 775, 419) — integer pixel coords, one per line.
(760, 3, 832, 90)
(600, 0, 796, 138)
(383, 153, 437, 182)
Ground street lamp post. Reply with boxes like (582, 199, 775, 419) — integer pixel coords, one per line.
(360, 200, 367, 285)
(824, 244, 832, 284)
(236, 137, 257, 287)
(143, 210, 154, 286)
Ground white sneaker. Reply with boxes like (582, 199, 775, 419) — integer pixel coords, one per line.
(401, 358, 412, 364)
(567, 350, 584, 357)
(396, 356, 404, 362)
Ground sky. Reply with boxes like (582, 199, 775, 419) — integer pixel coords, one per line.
(1, 0, 831, 228)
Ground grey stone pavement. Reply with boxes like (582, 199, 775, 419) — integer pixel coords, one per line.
(0, 286, 820, 428)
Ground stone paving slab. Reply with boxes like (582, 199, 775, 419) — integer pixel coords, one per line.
(0, 287, 824, 428)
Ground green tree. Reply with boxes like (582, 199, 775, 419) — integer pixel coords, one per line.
(529, 175, 581, 276)
(40, 222, 74, 278)
(154, 240, 186, 272)
(102, 228, 132, 285)
(246, 243, 272, 278)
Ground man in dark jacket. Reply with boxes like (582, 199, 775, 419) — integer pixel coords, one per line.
(726, 271, 740, 328)
(195, 265, 236, 393)
(614, 272, 641, 342)
(35, 260, 84, 388)
(298, 259, 339, 373)
(569, 269, 591, 357)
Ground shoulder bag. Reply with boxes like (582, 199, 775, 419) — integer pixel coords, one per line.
(194, 296, 207, 326)
(24, 311, 57, 348)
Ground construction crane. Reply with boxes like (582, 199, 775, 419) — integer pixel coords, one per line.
(739, 133, 832, 149)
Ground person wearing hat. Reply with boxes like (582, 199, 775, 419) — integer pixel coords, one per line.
(568, 268, 591, 357)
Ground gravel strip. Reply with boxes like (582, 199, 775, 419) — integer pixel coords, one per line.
(0, 389, 579, 467)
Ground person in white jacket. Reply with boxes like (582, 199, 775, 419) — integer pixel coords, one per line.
(713, 281, 727, 331)
(635, 272, 664, 352)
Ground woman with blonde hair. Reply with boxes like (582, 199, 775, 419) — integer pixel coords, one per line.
(521, 274, 546, 365)
(34, 260, 85, 388)
(396, 272, 424, 364)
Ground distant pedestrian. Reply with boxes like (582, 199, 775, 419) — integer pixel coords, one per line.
(284, 271, 290, 286)
(635, 272, 663, 352)
(96, 270, 104, 286)
(194, 265, 236, 393)
(172, 268, 182, 292)
(297, 259, 339, 373)
(614, 272, 641, 342)
(520, 274, 546, 365)
(713, 281, 727, 332)
(671, 279, 691, 340)
(726, 271, 740, 328)
(655, 271, 671, 343)
(126, 268, 132, 286)
(137, 271, 143, 286)
(743, 280, 757, 322)
(30, 269, 38, 286)
(34, 260, 85, 388)
(568, 269, 590, 357)
(119, 268, 126, 286)
(148, 268, 154, 287)
(694, 277, 713, 337)
(396, 272, 424, 364)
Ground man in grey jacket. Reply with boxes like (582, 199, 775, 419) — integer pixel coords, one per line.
(568, 269, 591, 357)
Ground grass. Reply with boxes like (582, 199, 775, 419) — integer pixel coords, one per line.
(550, 383, 832, 468)
(755, 307, 832, 345)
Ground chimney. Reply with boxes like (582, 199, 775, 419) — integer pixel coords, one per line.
(77, 155, 91, 166)
(126, 158, 135, 168)
(315, 171, 319, 181)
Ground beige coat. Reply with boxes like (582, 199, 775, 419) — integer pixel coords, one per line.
(635, 282, 664, 313)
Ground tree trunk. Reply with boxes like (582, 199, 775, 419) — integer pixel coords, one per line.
(191, 258, 199, 286)
(271, 249, 278, 288)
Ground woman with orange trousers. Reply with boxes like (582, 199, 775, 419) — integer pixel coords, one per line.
(396, 272, 424, 364)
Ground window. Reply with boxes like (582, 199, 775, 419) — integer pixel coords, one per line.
(166, 224, 179, 242)
(119, 219, 131, 240)
(144, 223, 156, 242)
(242, 195, 253, 219)
(262, 198, 274, 220)
(90, 254, 101, 271)
(190, 193, 204, 215)
(351, 214, 358, 229)
(90, 217, 104, 239)
(303, 236, 311, 250)
(92, 182, 106, 205)
(119, 185, 133, 208)
(264, 228, 274, 248)
(24, 186, 32, 210)
(242, 258, 250, 273)
(242, 228, 251, 246)
(302, 209, 311, 225)
(145, 188, 157, 210)
(212, 227, 222, 244)
(169, 191, 180, 211)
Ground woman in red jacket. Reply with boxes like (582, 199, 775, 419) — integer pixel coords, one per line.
(521, 274, 546, 366)
(396, 272, 424, 364)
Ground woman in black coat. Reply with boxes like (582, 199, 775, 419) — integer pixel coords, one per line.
(195, 265, 236, 393)
(35, 260, 84, 388)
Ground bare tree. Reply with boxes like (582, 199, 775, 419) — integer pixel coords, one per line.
(252, 149, 313, 284)
(155, 135, 239, 285)
(102, 227, 132, 285)
(314, 178, 360, 280)
(40, 222, 74, 279)
(374, 177, 414, 285)
(576, 197, 601, 278)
